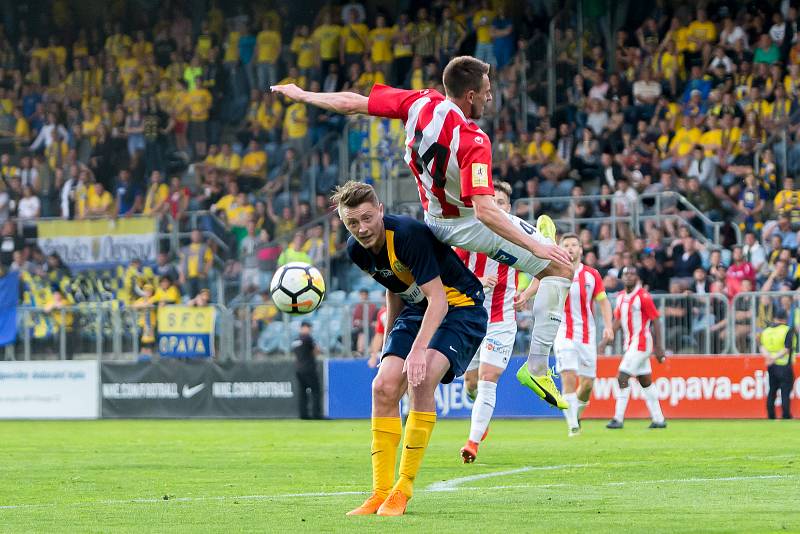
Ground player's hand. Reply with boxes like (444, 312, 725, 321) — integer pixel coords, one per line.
(530, 241, 572, 268)
(404, 348, 427, 388)
(602, 327, 614, 344)
(270, 83, 305, 102)
(654, 348, 666, 363)
(513, 291, 531, 312)
(480, 274, 498, 289)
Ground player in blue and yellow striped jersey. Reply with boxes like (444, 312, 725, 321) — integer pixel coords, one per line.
(334, 181, 487, 517)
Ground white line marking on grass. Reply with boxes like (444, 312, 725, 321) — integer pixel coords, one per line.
(458, 474, 795, 492)
(426, 464, 583, 492)
(0, 473, 794, 511)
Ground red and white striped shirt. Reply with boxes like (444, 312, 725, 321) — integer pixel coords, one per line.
(455, 248, 517, 324)
(558, 263, 607, 345)
(367, 84, 494, 218)
(613, 285, 660, 352)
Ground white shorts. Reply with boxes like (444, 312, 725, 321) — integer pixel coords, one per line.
(466, 321, 516, 372)
(618, 344, 653, 377)
(554, 337, 597, 378)
(424, 212, 552, 277)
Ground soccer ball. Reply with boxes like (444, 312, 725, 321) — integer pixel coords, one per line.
(269, 262, 326, 314)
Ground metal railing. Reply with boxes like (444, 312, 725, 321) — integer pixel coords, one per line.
(731, 291, 800, 355)
(512, 191, 740, 246)
(8, 289, 798, 361)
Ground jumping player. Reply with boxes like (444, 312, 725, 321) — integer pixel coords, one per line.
(334, 181, 488, 517)
(604, 267, 667, 429)
(553, 233, 614, 436)
(456, 180, 537, 462)
(272, 56, 573, 409)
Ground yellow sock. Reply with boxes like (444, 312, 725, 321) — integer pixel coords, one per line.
(394, 410, 437, 498)
(371, 416, 402, 498)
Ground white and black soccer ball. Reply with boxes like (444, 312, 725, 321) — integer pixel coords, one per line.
(269, 262, 326, 314)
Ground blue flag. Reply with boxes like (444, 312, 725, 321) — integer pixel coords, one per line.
(0, 271, 19, 346)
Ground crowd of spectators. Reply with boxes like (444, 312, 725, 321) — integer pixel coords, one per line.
(0, 1, 798, 357)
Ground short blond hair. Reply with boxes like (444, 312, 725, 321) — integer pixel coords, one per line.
(493, 180, 512, 199)
(330, 181, 380, 211)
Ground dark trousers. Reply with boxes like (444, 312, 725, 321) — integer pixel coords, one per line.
(767, 364, 794, 419)
(296, 369, 322, 419)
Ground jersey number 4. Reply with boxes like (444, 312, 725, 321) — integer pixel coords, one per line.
(410, 130, 449, 188)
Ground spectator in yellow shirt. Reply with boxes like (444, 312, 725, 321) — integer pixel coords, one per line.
(526, 129, 555, 166)
(283, 101, 308, 151)
(187, 85, 212, 159)
(255, 18, 282, 90)
(369, 15, 394, 79)
(473, 0, 496, 67)
(179, 229, 214, 297)
(290, 25, 317, 82)
(340, 7, 368, 67)
(312, 12, 342, 79)
(356, 59, 386, 94)
(132, 283, 157, 355)
(143, 170, 169, 216)
(86, 182, 114, 217)
(155, 275, 181, 306)
(686, 9, 717, 65)
(239, 140, 268, 192)
(774, 177, 800, 223)
(215, 143, 241, 174)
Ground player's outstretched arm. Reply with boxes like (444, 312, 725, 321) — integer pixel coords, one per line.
(270, 83, 369, 115)
(405, 276, 448, 387)
(472, 194, 572, 267)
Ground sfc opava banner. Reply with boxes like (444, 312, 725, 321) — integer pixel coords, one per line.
(157, 305, 215, 358)
(37, 217, 158, 267)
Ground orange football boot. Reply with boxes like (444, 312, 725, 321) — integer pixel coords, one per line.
(375, 489, 409, 516)
(346, 493, 386, 516)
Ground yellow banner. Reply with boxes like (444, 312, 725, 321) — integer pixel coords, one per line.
(37, 217, 157, 265)
(157, 305, 215, 334)
(37, 217, 156, 238)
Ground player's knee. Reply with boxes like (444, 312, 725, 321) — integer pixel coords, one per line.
(478, 367, 502, 383)
(372, 375, 403, 406)
(639, 375, 652, 388)
(617, 374, 630, 388)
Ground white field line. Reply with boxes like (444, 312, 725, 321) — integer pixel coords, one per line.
(426, 464, 584, 492)
(0, 472, 794, 511)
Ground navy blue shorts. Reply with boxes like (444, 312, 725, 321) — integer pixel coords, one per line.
(382, 305, 488, 384)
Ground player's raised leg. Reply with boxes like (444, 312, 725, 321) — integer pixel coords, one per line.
(347, 356, 407, 515)
(377, 349, 451, 516)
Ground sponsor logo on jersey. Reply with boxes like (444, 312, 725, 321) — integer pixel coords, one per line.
(474, 135, 484, 144)
(471, 162, 489, 188)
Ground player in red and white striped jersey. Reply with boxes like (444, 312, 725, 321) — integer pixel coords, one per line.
(454, 181, 536, 463)
(272, 56, 574, 410)
(605, 267, 667, 429)
(553, 233, 614, 437)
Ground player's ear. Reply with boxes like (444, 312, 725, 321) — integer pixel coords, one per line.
(378, 202, 384, 216)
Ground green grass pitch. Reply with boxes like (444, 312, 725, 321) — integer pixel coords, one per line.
(1, 419, 798, 533)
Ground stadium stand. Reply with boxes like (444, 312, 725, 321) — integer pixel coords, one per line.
(0, 1, 798, 361)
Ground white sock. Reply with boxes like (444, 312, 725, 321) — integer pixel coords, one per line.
(642, 384, 665, 423)
(577, 399, 589, 420)
(563, 392, 579, 429)
(527, 276, 571, 376)
(469, 380, 497, 443)
(614, 386, 631, 422)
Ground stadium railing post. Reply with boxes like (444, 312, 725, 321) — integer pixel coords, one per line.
(22, 308, 31, 361)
